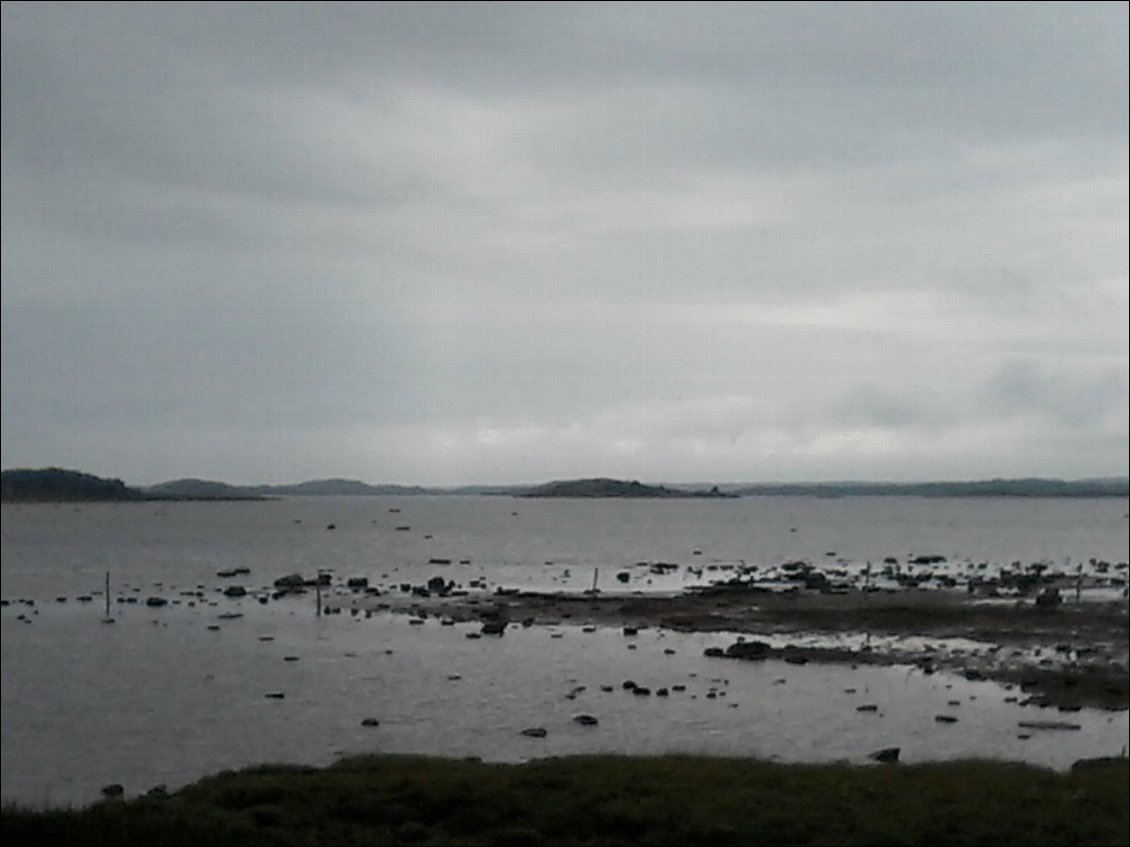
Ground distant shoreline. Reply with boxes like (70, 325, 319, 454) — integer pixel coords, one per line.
(2, 467, 1127, 503)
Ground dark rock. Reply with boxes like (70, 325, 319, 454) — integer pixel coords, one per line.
(869, 747, 900, 763)
(101, 783, 125, 798)
(520, 727, 548, 738)
(857, 704, 879, 712)
(935, 715, 959, 724)
(347, 577, 369, 589)
(573, 714, 599, 726)
(273, 573, 306, 589)
(223, 585, 247, 598)
(1035, 588, 1063, 608)
(481, 619, 507, 635)
(1017, 720, 1082, 730)
(724, 640, 772, 660)
(1071, 756, 1130, 771)
(704, 647, 726, 658)
(145, 597, 168, 607)
(361, 718, 380, 727)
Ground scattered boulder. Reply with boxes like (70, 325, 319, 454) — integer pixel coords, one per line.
(1072, 756, 1130, 771)
(101, 783, 125, 799)
(869, 747, 900, 764)
(573, 714, 599, 726)
(1017, 720, 1082, 731)
(521, 727, 548, 738)
(481, 620, 507, 636)
(935, 715, 958, 724)
(222, 585, 246, 598)
(1035, 588, 1063, 609)
(724, 640, 772, 660)
(361, 718, 380, 727)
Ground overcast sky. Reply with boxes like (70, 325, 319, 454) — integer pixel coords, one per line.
(2, 2, 1127, 486)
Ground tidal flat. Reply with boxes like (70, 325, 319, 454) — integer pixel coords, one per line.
(2, 496, 1127, 810)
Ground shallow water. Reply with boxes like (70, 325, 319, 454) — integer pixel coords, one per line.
(2, 496, 1128, 807)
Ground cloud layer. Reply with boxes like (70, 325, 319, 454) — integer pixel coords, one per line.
(2, 3, 1126, 484)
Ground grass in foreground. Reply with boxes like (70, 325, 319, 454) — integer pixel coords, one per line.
(3, 755, 1128, 846)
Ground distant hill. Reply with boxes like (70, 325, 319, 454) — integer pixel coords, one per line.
(249, 479, 433, 497)
(1, 468, 141, 502)
(144, 478, 267, 500)
(142, 478, 434, 498)
(7, 468, 1125, 503)
(522, 478, 736, 499)
(730, 478, 1129, 498)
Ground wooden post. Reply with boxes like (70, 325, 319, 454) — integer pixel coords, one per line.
(316, 581, 322, 617)
(102, 571, 114, 623)
(591, 568, 599, 593)
(1075, 561, 1082, 604)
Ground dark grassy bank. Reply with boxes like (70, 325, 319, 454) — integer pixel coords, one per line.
(4, 755, 1128, 846)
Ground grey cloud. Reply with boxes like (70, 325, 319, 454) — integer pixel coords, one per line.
(981, 359, 1128, 426)
(2, 3, 1126, 484)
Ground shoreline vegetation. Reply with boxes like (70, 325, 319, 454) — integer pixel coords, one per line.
(3, 467, 1128, 502)
(3, 754, 1127, 845)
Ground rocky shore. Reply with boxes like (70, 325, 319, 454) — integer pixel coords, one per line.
(362, 585, 1129, 711)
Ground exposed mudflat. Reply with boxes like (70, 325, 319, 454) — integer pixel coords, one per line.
(366, 587, 1130, 711)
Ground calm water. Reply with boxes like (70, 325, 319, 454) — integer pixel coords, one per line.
(2, 496, 1128, 807)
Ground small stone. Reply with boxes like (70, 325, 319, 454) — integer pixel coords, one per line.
(869, 747, 900, 764)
